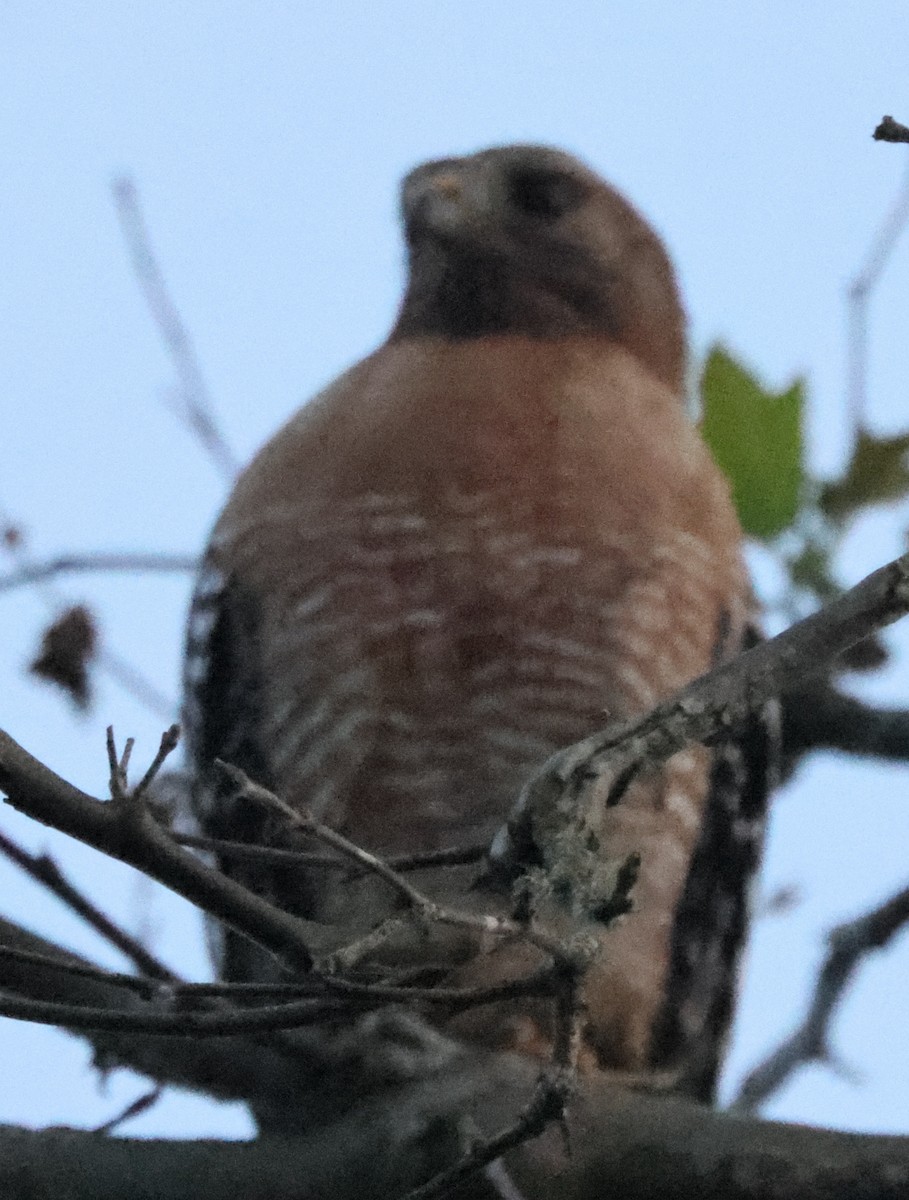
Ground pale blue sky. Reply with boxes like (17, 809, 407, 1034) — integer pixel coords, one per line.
(3, 1, 909, 1139)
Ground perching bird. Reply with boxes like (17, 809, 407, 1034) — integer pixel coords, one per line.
(183, 144, 773, 1102)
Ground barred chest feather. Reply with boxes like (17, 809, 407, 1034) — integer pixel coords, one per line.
(182, 335, 764, 1095)
(191, 483, 743, 853)
(186, 338, 746, 847)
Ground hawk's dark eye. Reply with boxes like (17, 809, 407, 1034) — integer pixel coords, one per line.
(508, 167, 585, 219)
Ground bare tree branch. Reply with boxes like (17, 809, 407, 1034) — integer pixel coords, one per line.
(0, 917, 324, 1110)
(5, 1062, 909, 1200)
(0, 940, 161, 995)
(0, 953, 559, 1038)
(175, 828, 485, 874)
(0, 915, 480, 1140)
(732, 882, 909, 1112)
(0, 730, 319, 973)
(92, 1085, 164, 1135)
(404, 1071, 571, 1200)
(215, 762, 598, 968)
(782, 681, 909, 766)
(500, 550, 909, 875)
(0, 828, 178, 981)
(210, 761, 595, 1180)
(848, 129, 909, 430)
(5, 549, 909, 1194)
(0, 938, 549, 1017)
(0, 984, 354, 1035)
(0, 552, 197, 594)
(113, 176, 239, 481)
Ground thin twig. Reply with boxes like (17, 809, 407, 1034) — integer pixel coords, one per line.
(0, 552, 197, 595)
(0, 942, 160, 996)
(403, 958, 585, 1199)
(847, 130, 909, 431)
(113, 176, 239, 481)
(0, 989, 351, 1035)
(214, 763, 432, 908)
(387, 843, 487, 872)
(174, 829, 486, 875)
(0, 915, 329, 1112)
(92, 1086, 164, 1136)
(0, 730, 318, 973)
(133, 724, 181, 800)
(215, 761, 573, 965)
(106, 726, 131, 801)
(0, 828, 178, 982)
(0, 949, 557, 1038)
(173, 829, 348, 870)
(327, 915, 413, 974)
(223, 968, 552, 1010)
(732, 881, 909, 1112)
(403, 1071, 573, 1200)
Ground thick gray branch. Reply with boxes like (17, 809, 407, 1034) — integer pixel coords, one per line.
(4, 1062, 909, 1200)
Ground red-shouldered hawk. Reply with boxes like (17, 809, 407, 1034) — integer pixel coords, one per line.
(183, 144, 773, 1102)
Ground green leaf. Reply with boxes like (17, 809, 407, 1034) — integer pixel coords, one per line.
(700, 346, 805, 540)
(820, 428, 909, 523)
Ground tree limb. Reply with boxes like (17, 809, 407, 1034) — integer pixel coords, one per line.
(5, 1062, 909, 1200)
(0, 917, 322, 1111)
(0, 552, 197, 594)
(732, 881, 909, 1112)
(499, 550, 909, 874)
(6, 550, 909, 1194)
(0, 731, 318, 973)
(782, 681, 909, 765)
(113, 177, 239, 481)
(0, 828, 178, 981)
